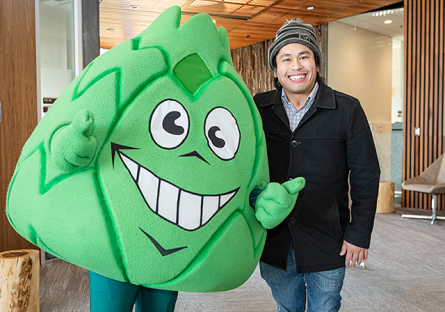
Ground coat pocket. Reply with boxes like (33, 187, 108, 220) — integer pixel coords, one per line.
(293, 192, 344, 238)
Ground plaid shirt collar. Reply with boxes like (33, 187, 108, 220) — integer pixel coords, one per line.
(281, 82, 319, 131)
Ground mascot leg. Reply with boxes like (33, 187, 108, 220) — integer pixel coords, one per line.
(89, 271, 138, 311)
(88, 271, 178, 312)
(135, 287, 178, 312)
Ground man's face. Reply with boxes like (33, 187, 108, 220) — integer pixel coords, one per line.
(274, 43, 319, 99)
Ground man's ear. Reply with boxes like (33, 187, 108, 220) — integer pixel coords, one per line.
(273, 68, 277, 78)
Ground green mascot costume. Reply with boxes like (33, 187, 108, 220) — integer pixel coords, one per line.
(6, 6, 304, 311)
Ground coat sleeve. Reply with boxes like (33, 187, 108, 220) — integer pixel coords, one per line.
(343, 99, 380, 249)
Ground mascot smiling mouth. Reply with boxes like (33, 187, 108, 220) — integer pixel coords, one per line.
(116, 150, 238, 231)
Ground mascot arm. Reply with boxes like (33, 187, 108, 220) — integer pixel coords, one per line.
(252, 177, 305, 229)
(49, 109, 97, 172)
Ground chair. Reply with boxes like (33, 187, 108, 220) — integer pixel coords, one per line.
(402, 153, 445, 224)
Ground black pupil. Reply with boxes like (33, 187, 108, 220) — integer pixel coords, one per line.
(163, 111, 184, 135)
(209, 126, 225, 148)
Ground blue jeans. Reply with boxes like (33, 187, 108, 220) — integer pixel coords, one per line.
(88, 271, 178, 312)
(260, 244, 346, 312)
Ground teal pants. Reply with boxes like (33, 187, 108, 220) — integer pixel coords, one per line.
(88, 271, 178, 312)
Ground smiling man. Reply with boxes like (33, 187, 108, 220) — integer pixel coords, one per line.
(254, 19, 381, 312)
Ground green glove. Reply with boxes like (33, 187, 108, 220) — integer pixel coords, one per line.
(49, 109, 97, 172)
(255, 177, 305, 229)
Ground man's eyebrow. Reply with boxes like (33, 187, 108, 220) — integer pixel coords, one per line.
(298, 50, 311, 56)
(278, 50, 310, 59)
(278, 52, 292, 59)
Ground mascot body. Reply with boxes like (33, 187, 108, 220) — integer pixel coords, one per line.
(7, 6, 303, 293)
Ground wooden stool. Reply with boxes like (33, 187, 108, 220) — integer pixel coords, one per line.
(0, 249, 40, 312)
(376, 181, 395, 213)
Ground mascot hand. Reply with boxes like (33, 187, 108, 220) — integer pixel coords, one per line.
(255, 177, 305, 229)
(50, 109, 97, 172)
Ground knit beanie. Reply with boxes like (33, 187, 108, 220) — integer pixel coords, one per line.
(268, 18, 321, 71)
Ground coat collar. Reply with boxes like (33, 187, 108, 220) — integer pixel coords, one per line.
(259, 80, 336, 110)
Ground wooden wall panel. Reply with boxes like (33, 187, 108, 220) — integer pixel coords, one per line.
(403, 0, 445, 211)
(231, 38, 274, 96)
(0, 0, 38, 252)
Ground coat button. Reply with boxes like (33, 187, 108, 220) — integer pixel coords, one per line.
(291, 140, 298, 147)
(289, 217, 296, 223)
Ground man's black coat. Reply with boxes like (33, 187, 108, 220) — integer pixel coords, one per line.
(254, 80, 380, 273)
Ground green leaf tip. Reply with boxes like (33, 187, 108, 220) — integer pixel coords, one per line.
(136, 6, 233, 77)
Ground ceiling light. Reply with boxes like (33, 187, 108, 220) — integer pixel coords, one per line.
(129, 5, 139, 10)
(384, 20, 392, 24)
(106, 28, 115, 32)
(306, 6, 315, 10)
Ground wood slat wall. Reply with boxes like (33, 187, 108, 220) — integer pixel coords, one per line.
(403, 0, 445, 210)
(0, 0, 38, 252)
(231, 38, 274, 96)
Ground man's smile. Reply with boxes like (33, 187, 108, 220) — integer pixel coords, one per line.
(288, 73, 307, 81)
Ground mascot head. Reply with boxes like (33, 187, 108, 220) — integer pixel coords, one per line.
(7, 6, 269, 292)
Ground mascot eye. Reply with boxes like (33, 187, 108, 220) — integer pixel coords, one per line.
(150, 99, 189, 149)
(205, 107, 240, 160)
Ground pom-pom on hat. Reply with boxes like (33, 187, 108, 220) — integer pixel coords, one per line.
(268, 18, 321, 71)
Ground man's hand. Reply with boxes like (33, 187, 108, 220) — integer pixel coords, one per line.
(340, 240, 368, 268)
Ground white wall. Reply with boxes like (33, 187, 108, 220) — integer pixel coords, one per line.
(327, 21, 392, 123)
(40, 4, 70, 69)
(391, 36, 404, 123)
(39, 1, 75, 117)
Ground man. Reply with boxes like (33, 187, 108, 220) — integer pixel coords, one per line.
(254, 18, 380, 312)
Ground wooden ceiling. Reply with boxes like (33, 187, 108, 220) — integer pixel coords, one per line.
(99, 0, 402, 50)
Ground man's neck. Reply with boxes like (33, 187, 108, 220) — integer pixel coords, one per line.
(284, 90, 311, 111)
